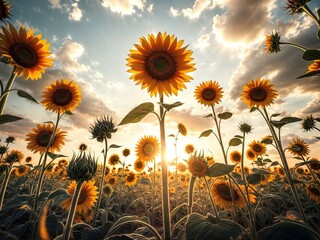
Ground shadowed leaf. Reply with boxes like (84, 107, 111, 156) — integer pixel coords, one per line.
(0, 114, 22, 125)
(17, 90, 39, 104)
(302, 49, 320, 61)
(207, 163, 235, 177)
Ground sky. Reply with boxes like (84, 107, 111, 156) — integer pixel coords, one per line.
(0, 0, 320, 168)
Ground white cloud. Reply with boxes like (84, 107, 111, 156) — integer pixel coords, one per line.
(194, 33, 211, 51)
(48, 0, 62, 9)
(147, 4, 153, 13)
(101, 0, 147, 16)
(296, 94, 320, 116)
(182, 0, 212, 19)
(105, 80, 124, 90)
(14, 20, 33, 31)
(68, 2, 83, 21)
(169, 7, 180, 17)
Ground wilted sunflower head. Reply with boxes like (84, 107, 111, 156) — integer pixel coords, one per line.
(194, 80, 223, 106)
(187, 152, 208, 177)
(127, 32, 196, 97)
(288, 138, 310, 157)
(301, 115, 316, 132)
(90, 115, 117, 142)
(309, 158, 320, 172)
(178, 123, 187, 136)
(0, 1, 12, 23)
(284, 0, 309, 15)
(238, 122, 252, 134)
(265, 31, 281, 54)
(4, 150, 23, 164)
(67, 152, 97, 181)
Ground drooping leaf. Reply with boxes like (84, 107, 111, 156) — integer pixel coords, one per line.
(199, 129, 213, 138)
(206, 163, 235, 177)
(252, 168, 271, 174)
(270, 113, 281, 118)
(168, 134, 175, 138)
(109, 144, 122, 149)
(119, 102, 154, 125)
(0, 114, 22, 125)
(204, 114, 213, 118)
(48, 189, 69, 200)
(217, 112, 232, 120)
(228, 138, 242, 146)
(297, 70, 320, 79)
(17, 90, 39, 104)
(270, 161, 279, 167)
(302, 49, 320, 61)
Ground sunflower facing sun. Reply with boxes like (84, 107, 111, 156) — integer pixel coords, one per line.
(126, 32, 196, 97)
(0, 24, 53, 80)
(194, 80, 223, 106)
(135, 135, 160, 163)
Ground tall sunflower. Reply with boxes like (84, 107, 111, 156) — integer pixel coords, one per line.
(134, 159, 146, 172)
(126, 32, 196, 97)
(0, 24, 53, 80)
(241, 79, 278, 108)
(264, 31, 281, 54)
(194, 80, 223, 106)
(61, 180, 98, 214)
(26, 123, 66, 154)
(248, 140, 267, 156)
(14, 165, 30, 177)
(230, 150, 242, 164)
(41, 79, 81, 114)
(178, 123, 187, 136)
(288, 138, 310, 157)
(135, 135, 160, 163)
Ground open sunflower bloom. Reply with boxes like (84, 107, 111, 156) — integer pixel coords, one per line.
(127, 32, 196, 97)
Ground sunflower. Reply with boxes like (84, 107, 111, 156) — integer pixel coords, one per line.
(104, 166, 110, 177)
(107, 176, 117, 186)
(178, 123, 187, 136)
(295, 167, 305, 176)
(0, 24, 53, 80)
(127, 32, 195, 97)
(135, 135, 160, 163)
(79, 143, 87, 151)
(211, 180, 255, 210)
(26, 123, 66, 154)
(274, 167, 286, 178)
(288, 138, 310, 157)
(306, 184, 320, 204)
(194, 80, 223, 106)
(185, 144, 195, 154)
(176, 162, 188, 173)
(169, 187, 176, 193)
(246, 149, 256, 161)
(122, 148, 130, 157)
(103, 184, 114, 197)
(134, 159, 146, 172)
(108, 154, 120, 166)
(0, 1, 12, 23)
(187, 154, 208, 177)
(4, 150, 24, 163)
(241, 79, 278, 108)
(308, 60, 320, 72)
(61, 180, 98, 214)
(58, 159, 68, 168)
(125, 171, 137, 186)
(264, 31, 281, 54)
(260, 172, 275, 185)
(230, 151, 242, 164)
(41, 79, 81, 114)
(25, 156, 32, 163)
(248, 140, 266, 156)
(309, 159, 320, 172)
(14, 165, 30, 177)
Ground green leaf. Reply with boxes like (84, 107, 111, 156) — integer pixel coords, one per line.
(47, 152, 67, 160)
(159, 101, 183, 111)
(270, 113, 281, 118)
(204, 114, 213, 118)
(168, 134, 175, 138)
(206, 163, 235, 177)
(295, 159, 319, 168)
(261, 138, 273, 144)
(270, 161, 279, 167)
(17, 90, 39, 104)
(64, 110, 74, 115)
(1, 195, 31, 210)
(246, 173, 261, 185)
(186, 213, 243, 240)
(171, 203, 188, 220)
(271, 117, 302, 129)
(48, 188, 69, 200)
(109, 144, 122, 149)
(199, 129, 213, 138)
(119, 102, 154, 125)
(263, 158, 272, 163)
(250, 107, 258, 112)
(252, 168, 271, 174)
(217, 112, 232, 120)
(297, 70, 320, 79)
(234, 135, 243, 139)
(228, 138, 242, 146)
(0, 114, 22, 125)
(302, 49, 320, 61)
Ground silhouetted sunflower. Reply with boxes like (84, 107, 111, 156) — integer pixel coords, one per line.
(126, 32, 196, 97)
(135, 135, 160, 163)
(4, 150, 23, 163)
(194, 80, 223, 106)
(0, 1, 12, 23)
(265, 31, 281, 54)
(178, 123, 187, 136)
(108, 154, 120, 166)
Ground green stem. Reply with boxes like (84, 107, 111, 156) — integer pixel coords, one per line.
(187, 176, 195, 214)
(63, 180, 84, 240)
(159, 95, 171, 240)
(279, 42, 307, 51)
(151, 158, 156, 226)
(92, 137, 108, 226)
(203, 177, 219, 219)
(0, 164, 12, 210)
(302, 5, 320, 28)
(211, 105, 227, 163)
(0, 66, 18, 115)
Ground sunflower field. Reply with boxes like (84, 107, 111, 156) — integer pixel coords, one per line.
(0, 0, 320, 240)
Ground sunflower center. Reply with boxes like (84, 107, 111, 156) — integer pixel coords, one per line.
(308, 185, 320, 196)
(53, 89, 72, 106)
(143, 143, 155, 156)
(248, 151, 255, 158)
(253, 144, 262, 153)
(202, 88, 216, 101)
(9, 43, 38, 68)
(36, 131, 52, 147)
(77, 189, 88, 204)
(249, 87, 267, 102)
(232, 153, 241, 161)
(127, 174, 135, 182)
(108, 178, 115, 185)
(146, 52, 176, 81)
(18, 166, 26, 174)
(293, 144, 303, 153)
(216, 184, 239, 201)
(136, 162, 143, 168)
(194, 162, 204, 171)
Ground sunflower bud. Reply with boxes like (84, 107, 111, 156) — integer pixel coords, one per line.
(67, 153, 97, 181)
(284, 0, 309, 15)
(178, 123, 188, 136)
(238, 122, 252, 134)
(301, 115, 316, 132)
(89, 115, 117, 142)
(5, 136, 15, 143)
(0, 145, 8, 155)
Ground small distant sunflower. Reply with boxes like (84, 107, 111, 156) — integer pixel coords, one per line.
(288, 138, 310, 157)
(178, 123, 187, 136)
(4, 150, 23, 164)
(41, 79, 81, 114)
(104, 166, 110, 177)
(61, 180, 98, 214)
(194, 80, 223, 106)
(0, 1, 12, 23)
(134, 159, 146, 172)
(135, 135, 160, 163)
(295, 167, 305, 176)
(187, 153, 208, 177)
(122, 148, 130, 157)
(5, 136, 15, 143)
(305, 184, 320, 204)
(125, 171, 137, 186)
(14, 165, 30, 177)
(169, 186, 176, 193)
(241, 79, 278, 108)
(126, 32, 196, 97)
(308, 60, 320, 72)
(176, 162, 188, 173)
(107, 176, 117, 186)
(79, 143, 87, 152)
(26, 123, 66, 154)
(108, 154, 120, 166)
(243, 166, 251, 175)
(246, 149, 256, 161)
(275, 167, 286, 178)
(211, 180, 255, 209)
(25, 156, 32, 163)
(309, 159, 320, 172)
(248, 140, 266, 156)
(265, 31, 281, 54)
(58, 159, 68, 168)
(103, 184, 114, 197)
(260, 173, 275, 185)
(238, 122, 252, 134)
(185, 144, 195, 154)
(230, 151, 242, 164)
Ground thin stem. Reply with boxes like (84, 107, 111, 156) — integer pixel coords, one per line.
(203, 177, 219, 219)
(0, 66, 18, 115)
(279, 42, 307, 51)
(187, 176, 195, 214)
(302, 5, 320, 28)
(159, 95, 171, 240)
(211, 105, 227, 163)
(63, 180, 84, 240)
(0, 164, 12, 210)
(151, 159, 156, 226)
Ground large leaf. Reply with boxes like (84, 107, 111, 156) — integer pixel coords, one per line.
(17, 90, 39, 104)
(206, 163, 235, 177)
(228, 138, 242, 146)
(159, 101, 183, 112)
(302, 49, 320, 61)
(186, 213, 243, 240)
(217, 112, 232, 120)
(0, 114, 22, 125)
(246, 173, 262, 185)
(119, 102, 154, 125)
(199, 129, 213, 138)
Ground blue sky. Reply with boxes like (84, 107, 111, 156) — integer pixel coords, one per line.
(1, 0, 320, 167)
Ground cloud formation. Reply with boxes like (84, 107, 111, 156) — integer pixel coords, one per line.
(182, 0, 213, 19)
(68, 2, 83, 21)
(169, 7, 180, 17)
(101, 0, 148, 15)
(194, 33, 210, 51)
(48, 0, 62, 9)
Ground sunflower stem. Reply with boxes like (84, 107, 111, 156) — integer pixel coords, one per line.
(302, 5, 320, 28)
(0, 66, 18, 115)
(159, 95, 171, 240)
(203, 177, 220, 219)
(92, 137, 108, 226)
(0, 164, 13, 210)
(63, 179, 84, 240)
(279, 42, 307, 51)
